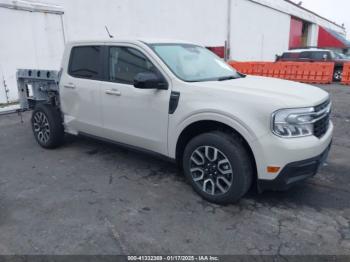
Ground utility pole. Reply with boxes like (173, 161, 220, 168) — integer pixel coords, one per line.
(225, 0, 232, 61)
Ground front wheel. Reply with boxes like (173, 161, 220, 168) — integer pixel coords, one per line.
(31, 104, 64, 149)
(333, 68, 343, 82)
(182, 131, 253, 204)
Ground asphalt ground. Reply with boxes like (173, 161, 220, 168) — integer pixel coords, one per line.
(0, 84, 349, 255)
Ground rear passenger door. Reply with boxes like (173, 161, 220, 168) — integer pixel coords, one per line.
(99, 45, 171, 155)
(60, 45, 105, 136)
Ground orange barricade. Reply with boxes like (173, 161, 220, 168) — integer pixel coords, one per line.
(341, 63, 350, 85)
(228, 61, 334, 84)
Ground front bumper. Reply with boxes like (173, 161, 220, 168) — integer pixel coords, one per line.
(258, 141, 332, 192)
(251, 121, 333, 181)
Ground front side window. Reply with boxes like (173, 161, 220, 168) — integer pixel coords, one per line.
(310, 51, 330, 60)
(109, 47, 158, 85)
(149, 43, 240, 82)
(69, 46, 102, 79)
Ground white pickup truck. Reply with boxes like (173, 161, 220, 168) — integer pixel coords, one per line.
(17, 39, 333, 204)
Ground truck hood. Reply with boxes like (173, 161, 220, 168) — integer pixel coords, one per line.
(192, 75, 329, 107)
(335, 58, 350, 62)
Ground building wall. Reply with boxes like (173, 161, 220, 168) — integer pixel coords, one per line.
(41, 0, 229, 46)
(0, 5, 64, 103)
(289, 18, 303, 49)
(230, 0, 290, 61)
(249, 0, 345, 35)
(0, 0, 346, 103)
(46, 0, 293, 61)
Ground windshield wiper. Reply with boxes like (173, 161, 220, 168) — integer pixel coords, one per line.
(218, 75, 238, 81)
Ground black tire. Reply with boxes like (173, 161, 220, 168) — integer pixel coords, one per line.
(31, 104, 64, 149)
(183, 131, 253, 204)
(333, 68, 343, 82)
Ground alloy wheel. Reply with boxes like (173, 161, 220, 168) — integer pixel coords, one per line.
(334, 70, 342, 81)
(33, 112, 51, 144)
(189, 146, 233, 196)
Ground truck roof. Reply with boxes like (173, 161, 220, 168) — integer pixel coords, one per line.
(286, 48, 332, 53)
(66, 38, 198, 46)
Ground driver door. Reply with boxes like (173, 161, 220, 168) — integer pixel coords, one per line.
(100, 45, 171, 155)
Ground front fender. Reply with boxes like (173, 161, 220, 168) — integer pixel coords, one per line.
(168, 110, 261, 159)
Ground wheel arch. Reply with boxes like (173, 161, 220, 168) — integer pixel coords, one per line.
(174, 119, 257, 182)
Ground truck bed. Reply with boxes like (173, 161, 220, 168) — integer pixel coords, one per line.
(17, 69, 61, 111)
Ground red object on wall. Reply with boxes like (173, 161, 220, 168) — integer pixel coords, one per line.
(289, 18, 303, 49)
(318, 26, 347, 48)
(207, 46, 225, 58)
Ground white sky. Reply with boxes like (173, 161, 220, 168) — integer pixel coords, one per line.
(290, 0, 350, 37)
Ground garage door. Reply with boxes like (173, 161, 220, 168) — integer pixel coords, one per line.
(0, 3, 65, 104)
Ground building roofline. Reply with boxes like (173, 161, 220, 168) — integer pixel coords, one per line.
(0, 0, 63, 14)
(246, 0, 344, 33)
(283, 0, 344, 29)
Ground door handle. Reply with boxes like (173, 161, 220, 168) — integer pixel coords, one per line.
(105, 89, 121, 96)
(64, 83, 76, 89)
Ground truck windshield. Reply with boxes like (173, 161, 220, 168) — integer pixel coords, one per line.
(149, 43, 240, 82)
(333, 52, 346, 59)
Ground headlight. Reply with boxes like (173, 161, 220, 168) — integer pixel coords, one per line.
(272, 107, 315, 138)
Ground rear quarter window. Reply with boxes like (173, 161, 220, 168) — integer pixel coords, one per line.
(68, 46, 103, 80)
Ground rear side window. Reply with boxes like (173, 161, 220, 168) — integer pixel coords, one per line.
(281, 52, 299, 59)
(299, 52, 311, 59)
(69, 46, 102, 79)
(109, 46, 159, 85)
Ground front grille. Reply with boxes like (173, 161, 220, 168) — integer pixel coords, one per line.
(313, 99, 331, 138)
(314, 99, 330, 112)
(314, 114, 330, 138)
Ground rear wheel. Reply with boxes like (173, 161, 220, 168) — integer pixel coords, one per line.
(182, 131, 253, 204)
(31, 104, 64, 149)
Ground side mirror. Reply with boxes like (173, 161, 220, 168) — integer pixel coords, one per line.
(134, 72, 168, 90)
